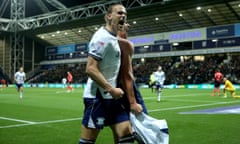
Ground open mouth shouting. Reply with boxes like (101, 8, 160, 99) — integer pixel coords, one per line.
(118, 19, 125, 30)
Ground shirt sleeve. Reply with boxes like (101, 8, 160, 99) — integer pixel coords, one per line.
(14, 72, 18, 78)
(88, 39, 106, 61)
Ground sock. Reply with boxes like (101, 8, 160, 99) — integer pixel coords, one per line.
(218, 88, 221, 95)
(157, 92, 161, 101)
(133, 132, 145, 144)
(213, 88, 216, 94)
(118, 134, 134, 144)
(20, 91, 23, 99)
(79, 139, 95, 144)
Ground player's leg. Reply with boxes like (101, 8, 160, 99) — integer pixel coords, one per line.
(79, 126, 99, 144)
(107, 98, 134, 144)
(223, 88, 228, 98)
(19, 85, 23, 99)
(67, 82, 70, 92)
(217, 85, 221, 96)
(232, 89, 240, 98)
(16, 84, 20, 92)
(80, 97, 103, 144)
(212, 81, 218, 96)
(231, 89, 236, 98)
(68, 81, 73, 92)
(150, 83, 154, 93)
(110, 121, 134, 144)
(157, 84, 162, 102)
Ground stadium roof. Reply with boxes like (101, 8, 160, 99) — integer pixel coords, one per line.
(1, 0, 240, 46)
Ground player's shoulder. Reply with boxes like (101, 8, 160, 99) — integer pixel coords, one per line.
(94, 27, 116, 41)
(118, 37, 133, 45)
(118, 38, 134, 52)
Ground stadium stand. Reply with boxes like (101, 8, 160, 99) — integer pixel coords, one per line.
(27, 53, 240, 85)
(28, 63, 87, 84)
(0, 67, 11, 85)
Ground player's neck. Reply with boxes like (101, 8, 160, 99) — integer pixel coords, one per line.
(105, 25, 117, 36)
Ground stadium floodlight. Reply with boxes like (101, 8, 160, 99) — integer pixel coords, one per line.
(173, 42, 179, 46)
(144, 45, 149, 48)
(196, 6, 202, 10)
(212, 39, 218, 42)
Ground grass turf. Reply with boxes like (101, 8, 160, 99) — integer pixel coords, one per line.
(0, 87, 240, 144)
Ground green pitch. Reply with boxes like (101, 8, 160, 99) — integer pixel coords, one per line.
(0, 87, 240, 144)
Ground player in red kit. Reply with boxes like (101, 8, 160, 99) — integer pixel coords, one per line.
(1, 79, 6, 90)
(67, 71, 73, 92)
(211, 69, 223, 96)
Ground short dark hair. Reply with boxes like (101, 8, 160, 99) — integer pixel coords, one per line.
(107, 3, 122, 14)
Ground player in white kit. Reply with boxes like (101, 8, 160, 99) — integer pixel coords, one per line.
(14, 67, 26, 99)
(79, 4, 134, 144)
(62, 77, 67, 88)
(154, 66, 165, 102)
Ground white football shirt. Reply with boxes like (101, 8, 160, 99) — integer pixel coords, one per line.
(15, 71, 26, 84)
(84, 27, 121, 99)
(62, 78, 67, 84)
(155, 71, 165, 85)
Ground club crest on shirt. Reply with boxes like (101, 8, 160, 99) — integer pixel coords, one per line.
(96, 117, 105, 126)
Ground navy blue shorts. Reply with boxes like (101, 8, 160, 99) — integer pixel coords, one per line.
(214, 80, 221, 88)
(155, 82, 164, 89)
(16, 83, 23, 89)
(82, 89, 130, 129)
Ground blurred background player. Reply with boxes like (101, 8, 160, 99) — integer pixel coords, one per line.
(1, 78, 7, 90)
(14, 67, 26, 99)
(62, 77, 67, 88)
(67, 71, 73, 92)
(222, 77, 239, 98)
(154, 66, 165, 102)
(149, 72, 156, 93)
(211, 69, 223, 96)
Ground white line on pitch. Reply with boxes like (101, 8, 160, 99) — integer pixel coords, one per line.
(1, 100, 239, 129)
(164, 99, 217, 103)
(148, 100, 240, 112)
(0, 117, 82, 129)
(143, 93, 207, 100)
(0, 117, 36, 124)
(36, 117, 82, 124)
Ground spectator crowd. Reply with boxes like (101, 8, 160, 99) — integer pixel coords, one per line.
(27, 54, 240, 85)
